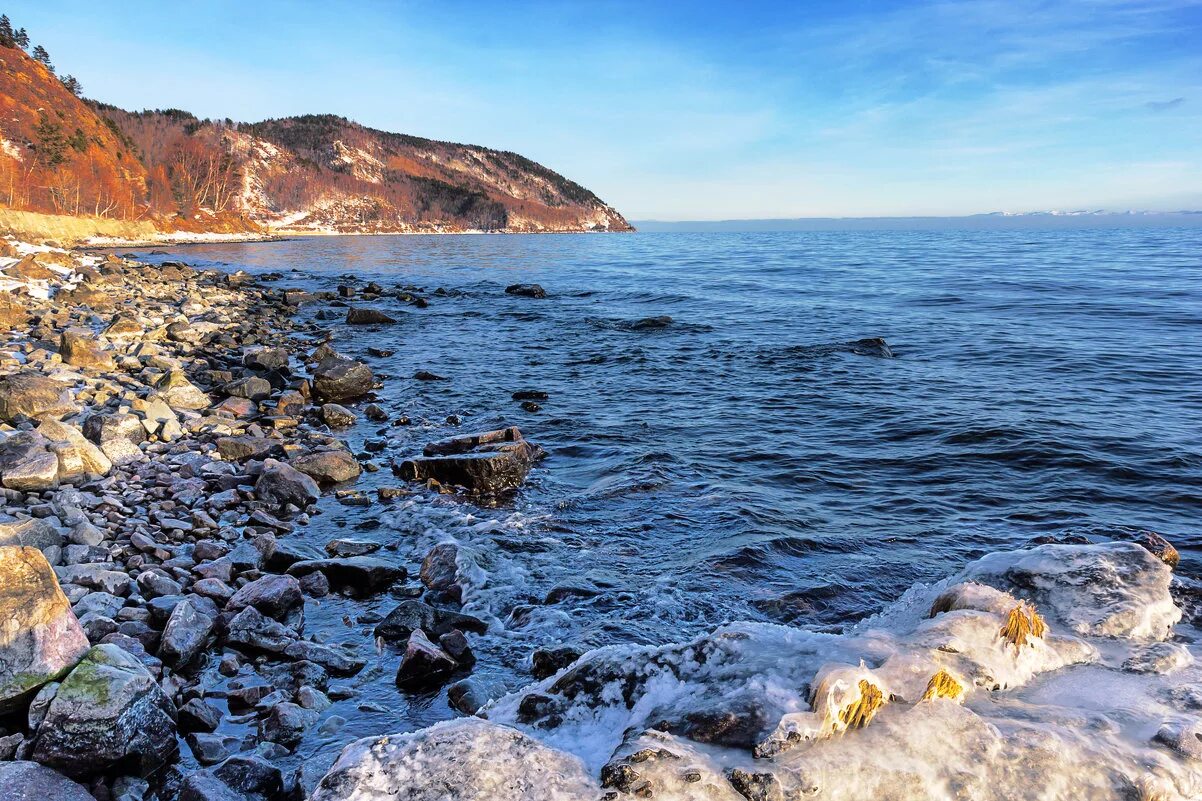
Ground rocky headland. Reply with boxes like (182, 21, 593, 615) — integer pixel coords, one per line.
(0, 239, 1198, 801)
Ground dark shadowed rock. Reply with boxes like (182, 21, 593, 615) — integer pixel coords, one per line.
(286, 557, 405, 594)
(395, 629, 458, 690)
(255, 459, 320, 508)
(346, 307, 397, 325)
(225, 574, 303, 621)
(373, 599, 487, 641)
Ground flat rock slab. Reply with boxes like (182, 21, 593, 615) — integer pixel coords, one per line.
(398, 427, 545, 494)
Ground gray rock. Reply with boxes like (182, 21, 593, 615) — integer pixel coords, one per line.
(290, 449, 361, 484)
(259, 701, 318, 748)
(255, 459, 320, 508)
(225, 574, 303, 621)
(286, 556, 405, 594)
(0, 516, 63, 551)
(158, 598, 217, 668)
(30, 644, 178, 777)
(224, 606, 298, 655)
(0, 761, 96, 801)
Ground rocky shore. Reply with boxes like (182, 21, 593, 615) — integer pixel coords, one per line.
(0, 240, 547, 800)
(0, 238, 1198, 801)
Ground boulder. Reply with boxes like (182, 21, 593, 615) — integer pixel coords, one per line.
(222, 376, 272, 401)
(0, 547, 89, 713)
(155, 370, 211, 411)
(0, 433, 59, 491)
(254, 459, 320, 508)
(373, 599, 487, 641)
(179, 754, 283, 801)
(103, 314, 144, 338)
(0, 295, 29, 329)
(290, 449, 361, 484)
(30, 643, 178, 777)
(0, 372, 77, 422)
(223, 606, 297, 655)
(312, 356, 374, 402)
(6, 254, 56, 280)
(216, 436, 281, 462)
(0, 517, 62, 551)
(310, 718, 596, 801)
(59, 329, 116, 371)
(397, 426, 546, 494)
(0, 761, 95, 801)
(346, 307, 397, 324)
(258, 701, 318, 748)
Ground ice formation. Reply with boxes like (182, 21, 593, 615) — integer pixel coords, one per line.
(312, 542, 1201, 801)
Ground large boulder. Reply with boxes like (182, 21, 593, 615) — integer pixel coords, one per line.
(312, 356, 374, 402)
(0, 517, 62, 551)
(397, 427, 546, 494)
(309, 718, 596, 801)
(30, 643, 178, 777)
(0, 761, 95, 801)
(289, 449, 361, 484)
(0, 372, 77, 423)
(0, 547, 89, 713)
(255, 459, 320, 508)
(59, 329, 116, 371)
(286, 556, 406, 594)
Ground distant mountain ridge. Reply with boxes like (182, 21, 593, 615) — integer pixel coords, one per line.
(0, 36, 630, 236)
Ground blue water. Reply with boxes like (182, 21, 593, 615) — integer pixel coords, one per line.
(134, 228, 1202, 754)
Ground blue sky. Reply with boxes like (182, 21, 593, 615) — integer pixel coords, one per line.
(13, 0, 1202, 219)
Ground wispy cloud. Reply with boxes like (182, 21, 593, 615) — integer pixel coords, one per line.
(1146, 97, 1187, 111)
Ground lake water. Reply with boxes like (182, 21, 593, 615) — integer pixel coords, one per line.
(133, 227, 1202, 770)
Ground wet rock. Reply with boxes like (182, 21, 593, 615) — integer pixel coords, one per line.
(224, 606, 297, 655)
(290, 449, 361, 484)
(321, 403, 357, 427)
(325, 538, 381, 557)
(30, 643, 178, 778)
(346, 307, 397, 325)
(374, 599, 487, 641)
(396, 629, 458, 690)
(1154, 718, 1202, 760)
(505, 283, 547, 299)
(0, 761, 95, 801)
(511, 390, 549, 401)
(309, 718, 596, 801)
(60, 328, 116, 371)
(312, 356, 374, 402)
(186, 732, 238, 766)
(532, 645, 584, 679)
(158, 597, 217, 668)
(420, 542, 460, 597)
(413, 370, 447, 381)
(254, 458, 320, 508)
(225, 574, 303, 621)
(447, 676, 509, 715)
(286, 556, 405, 594)
(439, 629, 474, 666)
(0, 547, 90, 713)
(283, 641, 365, 677)
(259, 701, 318, 748)
(397, 426, 546, 494)
(727, 768, 784, 801)
(178, 698, 222, 733)
(1134, 531, 1179, 569)
(178, 754, 284, 801)
(0, 372, 77, 422)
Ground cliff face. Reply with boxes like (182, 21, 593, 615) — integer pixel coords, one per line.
(0, 43, 630, 235)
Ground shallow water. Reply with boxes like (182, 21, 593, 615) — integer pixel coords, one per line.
(130, 228, 1202, 771)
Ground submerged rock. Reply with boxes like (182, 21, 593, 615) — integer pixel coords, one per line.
(30, 643, 178, 778)
(0, 547, 90, 713)
(346, 307, 397, 325)
(504, 283, 547, 299)
(309, 718, 597, 801)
